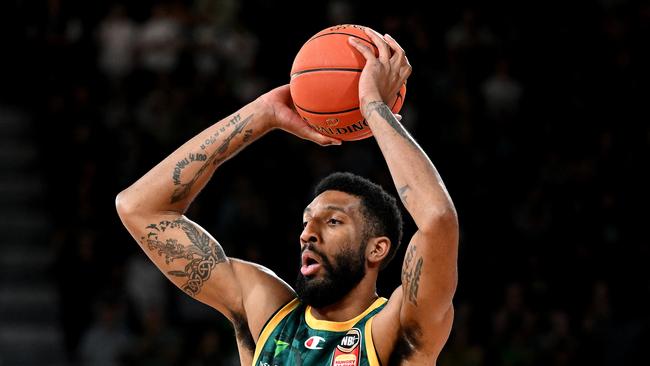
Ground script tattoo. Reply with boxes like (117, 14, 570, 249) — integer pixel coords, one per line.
(365, 101, 417, 148)
(171, 114, 253, 203)
(142, 218, 226, 297)
(172, 152, 208, 186)
(402, 245, 423, 305)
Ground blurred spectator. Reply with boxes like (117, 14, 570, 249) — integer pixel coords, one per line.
(78, 297, 133, 366)
(97, 4, 136, 82)
(327, 0, 355, 25)
(123, 306, 180, 366)
(192, 17, 222, 77)
(445, 8, 496, 51)
(125, 253, 169, 324)
(137, 3, 183, 74)
(481, 58, 523, 121)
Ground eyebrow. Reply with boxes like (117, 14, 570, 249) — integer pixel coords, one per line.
(303, 205, 349, 215)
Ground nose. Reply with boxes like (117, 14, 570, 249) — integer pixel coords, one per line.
(300, 221, 320, 246)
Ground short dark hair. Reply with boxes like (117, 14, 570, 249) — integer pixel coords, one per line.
(314, 172, 403, 270)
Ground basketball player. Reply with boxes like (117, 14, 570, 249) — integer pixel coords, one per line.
(116, 28, 457, 365)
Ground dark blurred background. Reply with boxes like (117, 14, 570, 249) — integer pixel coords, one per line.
(0, 0, 648, 365)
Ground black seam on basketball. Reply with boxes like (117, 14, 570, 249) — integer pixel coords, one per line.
(307, 32, 378, 49)
(290, 67, 362, 78)
(294, 103, 360, 115)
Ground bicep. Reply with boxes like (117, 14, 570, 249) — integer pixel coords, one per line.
(400, 222, 458, 326)
(119, 212, 296, 338)
(119, 212, 244, 317)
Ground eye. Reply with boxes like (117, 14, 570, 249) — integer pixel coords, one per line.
(302, 221, 308, 228)
(328, 218, 342, 225)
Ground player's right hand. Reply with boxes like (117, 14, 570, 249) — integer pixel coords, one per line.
(257, 85, 342, 146)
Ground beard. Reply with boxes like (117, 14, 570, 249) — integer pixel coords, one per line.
(295, 242, 367, 308)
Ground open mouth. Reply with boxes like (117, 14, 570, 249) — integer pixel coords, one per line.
(301, 251, 322, 276)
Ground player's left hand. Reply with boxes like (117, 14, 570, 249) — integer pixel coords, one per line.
(348, 28, 412, 118)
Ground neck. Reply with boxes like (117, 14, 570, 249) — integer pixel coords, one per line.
(309, 273, 379, 322)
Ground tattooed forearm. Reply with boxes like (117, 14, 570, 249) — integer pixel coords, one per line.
(199, 114, 242, 150)
(402, 245, 423, 305)
(142, 218, 227, 297)
(398, 184, 411, 206)
(243, 129, 253, 142)
(172, 152, 208, 186)
(171, 114, 253, 203)
(365, 101, 416, 147)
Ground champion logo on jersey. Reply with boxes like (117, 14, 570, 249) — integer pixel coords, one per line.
(305, 335, 326, 350)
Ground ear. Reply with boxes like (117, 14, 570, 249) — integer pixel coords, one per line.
(366, 236, 391, 268)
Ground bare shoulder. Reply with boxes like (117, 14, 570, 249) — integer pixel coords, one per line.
(230, 258, 296, 341)
(372, 287, 455, 365)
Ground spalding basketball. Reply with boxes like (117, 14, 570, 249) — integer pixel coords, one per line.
(290, 24, 406, 141)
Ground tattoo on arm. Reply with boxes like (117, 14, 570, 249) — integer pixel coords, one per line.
(398, 184, 410, 206)
(171, 113, 253, 203)
(243, 129, 253, 142)
(142, 218, 227, 297)
(402, 245, 423, 306)
(365, 101, 416, 147)
(172, 152, 208, 186)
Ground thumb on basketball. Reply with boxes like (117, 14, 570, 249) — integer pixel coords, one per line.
(275, 103, 342, 146)
(294, 120, 344, 147)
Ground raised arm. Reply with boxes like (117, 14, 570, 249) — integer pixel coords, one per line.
(349, 29, 458, 360)
(115, 86, 340, 361)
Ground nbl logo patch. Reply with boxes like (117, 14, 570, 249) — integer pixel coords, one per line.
(330, 328, 361, 366)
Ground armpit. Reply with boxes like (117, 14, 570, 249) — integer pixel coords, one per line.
(232, 312, 255, 352)
(387, 323, 423, 364)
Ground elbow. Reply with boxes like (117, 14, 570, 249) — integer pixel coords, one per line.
(115, 189, 140, 220)
(419, 206, 458, 235)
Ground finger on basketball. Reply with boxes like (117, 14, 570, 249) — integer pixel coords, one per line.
(348, 37, 375, 61)
(383, 33, 405, 56)
(384, 34, 407, 69)
(363, 27, 390, 61)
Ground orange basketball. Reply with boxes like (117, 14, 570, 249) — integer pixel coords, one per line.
(290, 24, 407, 141)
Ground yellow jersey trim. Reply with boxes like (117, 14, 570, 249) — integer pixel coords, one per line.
(305, 297, 388, 332)
(364, 315, 381, 366)
(252, 298, 300, 365)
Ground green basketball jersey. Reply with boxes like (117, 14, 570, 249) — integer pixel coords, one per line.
(252, 297, 387, 366)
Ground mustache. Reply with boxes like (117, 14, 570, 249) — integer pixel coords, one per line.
(301, 243, 325, 258)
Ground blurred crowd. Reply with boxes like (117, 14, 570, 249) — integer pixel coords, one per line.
(3, 0, 649, 365)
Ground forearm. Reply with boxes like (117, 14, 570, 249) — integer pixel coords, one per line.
(117, 100, 271, 215)
(367, 101, 459, 317)
(365, 102, 456, 230)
